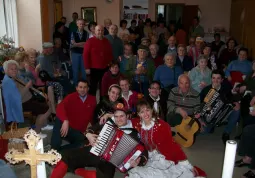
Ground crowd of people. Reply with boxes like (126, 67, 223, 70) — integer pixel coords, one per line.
(1, 12, 255, 178)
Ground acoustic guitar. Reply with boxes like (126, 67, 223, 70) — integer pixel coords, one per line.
(174, 116, 199, 148)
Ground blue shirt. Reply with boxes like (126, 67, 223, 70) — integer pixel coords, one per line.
(119, 55, 128, 74)
(154, 64, 183, 88)
(225, 59, 252, 77)
(134, 58, 148, 83)
(79, 95, 87, 103)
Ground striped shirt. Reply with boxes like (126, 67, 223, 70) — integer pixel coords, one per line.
(167, 87, 200, 116)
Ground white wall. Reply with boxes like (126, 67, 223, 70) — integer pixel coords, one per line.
(149, 0, 232, 32)
(123, 0, 148, 8)
(17, 0, 43, 50)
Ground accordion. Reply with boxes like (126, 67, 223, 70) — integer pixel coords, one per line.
(201, 88, 234, 125)
(90, 121, 145, 173)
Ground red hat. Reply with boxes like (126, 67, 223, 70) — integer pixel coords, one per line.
(114, 103, 128, 113)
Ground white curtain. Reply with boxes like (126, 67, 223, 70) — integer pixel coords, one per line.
(0, 0, 7, 37)
(3, 0, 19, 47)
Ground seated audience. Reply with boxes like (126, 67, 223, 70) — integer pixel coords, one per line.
(167, 36, 177, 55)
(146, 81, 167, 120)
(94, 84, 123, 125)
(175, 44, 194, 72)
(235, 124, 255, 177)
(2, 60, 50, 133)
(200, 70, 241, 144)
(211, 33, 225, 56)
(167, 75, 200, 128)
(149, 44, 163, 68)
(51, 80, 96, 151)
(118, 20, 130, 39)
(154, 52, 183, 99)
(188, 37, 204, 66)
(189, 55, 212, 92)
(50, 102, 148, 178)
(128, 100, 206, 178)
(105, 25, 124, 60)
(203, 44, 217, 70)
(225, 48, 252, 84)
(218, 38, 238, 70)
(119, 77, 139, 112)
(101, 61, 123, 97)
(88, 21, 97, 38)
(70, 19, 88, 86)
(156, 21, 168, 37)
(132, 45, 155, 96)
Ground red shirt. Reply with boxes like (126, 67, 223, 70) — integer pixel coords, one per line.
(56, 92, 97, 133)
(100, 71, 123, 96)
(132, 118, 187, 163)
(151, 56, 164, 68)
(122, 91, 138, 110)
(176, 29, 187, 45)
(83, 37, 113, 69)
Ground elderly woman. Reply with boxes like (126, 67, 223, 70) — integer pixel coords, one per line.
(175, 45, 194, 72)
(225, 48, 252, 84)
(154, 52, 183, 94)
(2, 60, 50, 133)
(188, 55, 212, 92)
(218, 38, 238, 70)
(149, 44, 163, 68)
(128, 100, 206, 178)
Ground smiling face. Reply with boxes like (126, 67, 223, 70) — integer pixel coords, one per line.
(138, 105, 153, 123)
(178, 47, 185, 56)
(164, 55, 175, 67)
(109, 25, 118, 36)
(198, 58, 208, 69)
(95, 25, 104, 39)
(178, 75, 190, 93)
(148, 83, 161, 98)
(108, 87, 121, 102)
(77, 20, 85, 30)
(212, 74, 223, 88)
(119, 80, 130, 93)
(114, 110, 128, 127)
(7, 63, 18, 78)
(76, 82, 89, 97)
(203, 47, 211, 56)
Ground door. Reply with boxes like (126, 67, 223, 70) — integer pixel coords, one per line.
(182, 5, 198, 35)
(41, 0, 50, 42)
(54, 1, 63, 24)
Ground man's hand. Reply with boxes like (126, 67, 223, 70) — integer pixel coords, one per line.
(130, 157, 141, 168)
(233, 102, 240, 111)
(60, 120, 69, 137)
(86, 133, 98, 146)
(86, 69, 90, 75)
(177, 108, 188, 119)
(25, 80, 33, 89)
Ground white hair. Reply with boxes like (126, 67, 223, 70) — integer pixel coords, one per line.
(178, 74, 190, 84)
(197, 54, 208, 63)
(3, 60, 19, 72)
(163, 52, 176, 63)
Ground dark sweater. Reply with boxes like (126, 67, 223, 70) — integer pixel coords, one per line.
(175, 55, 194, 72)
(56, 92, 97, 132)
(146, 95, 167, 120)
(101, 71, 124, 97)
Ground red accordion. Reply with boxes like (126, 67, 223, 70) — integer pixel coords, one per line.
(90, 121, 145, 173)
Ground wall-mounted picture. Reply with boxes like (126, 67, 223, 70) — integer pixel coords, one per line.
(81, 7, 97, 23)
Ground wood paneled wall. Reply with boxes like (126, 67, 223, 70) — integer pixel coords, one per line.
(230, 0, 255, 59)
(41, 0, 50, 42)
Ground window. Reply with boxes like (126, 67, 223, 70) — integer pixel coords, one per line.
(0, 0, 18, 47)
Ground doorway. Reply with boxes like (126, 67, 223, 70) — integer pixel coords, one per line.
(54, 1, 63, 24)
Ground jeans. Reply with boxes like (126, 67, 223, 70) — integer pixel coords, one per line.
(71, 52, 86, 86)
(0, 159, 17, 178)
(223, 109, 240, 134)
(51, 118, 85, 151)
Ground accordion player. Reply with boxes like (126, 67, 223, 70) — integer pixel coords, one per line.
(50, 102, 148, 178)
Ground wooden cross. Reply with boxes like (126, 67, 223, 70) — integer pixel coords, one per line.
(5, 129, 61, 178)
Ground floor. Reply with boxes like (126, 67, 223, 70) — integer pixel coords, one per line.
(10, 126, 249, 178)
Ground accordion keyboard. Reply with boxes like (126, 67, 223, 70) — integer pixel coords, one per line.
(90, 123, 115, 156)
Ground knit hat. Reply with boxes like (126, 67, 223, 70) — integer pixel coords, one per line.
(42, 42, 54, 48)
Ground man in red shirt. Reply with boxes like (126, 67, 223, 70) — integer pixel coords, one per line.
(51, 80, 97, 151)
(83, 25, 113, 96)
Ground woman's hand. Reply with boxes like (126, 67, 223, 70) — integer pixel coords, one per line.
(86, 133, 98, 146)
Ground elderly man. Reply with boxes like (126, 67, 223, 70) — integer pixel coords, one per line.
(149, 44, 163, 68)
(130, 45, 155, 96)
(70, 18, 88, 86)
(167, 36, 177, 55)
(83, 25, 113, 96)
(167, 74, 200, 128)
(2, 60, 50, 133)
(105, 25, 124, 60)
